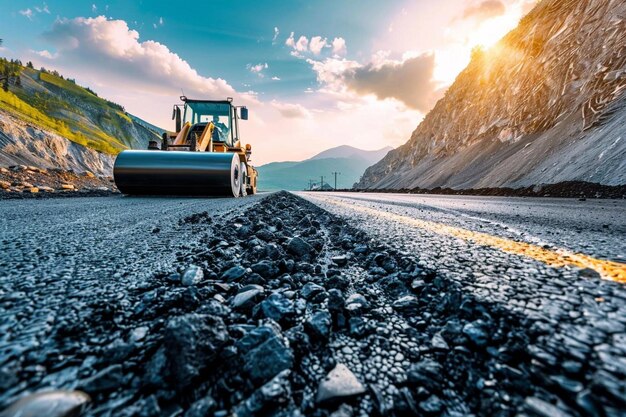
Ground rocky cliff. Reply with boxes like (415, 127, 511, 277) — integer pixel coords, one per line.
(0, 64, 160, 175)
(356, 0, 626, 190)
(0, 110, 114, 176)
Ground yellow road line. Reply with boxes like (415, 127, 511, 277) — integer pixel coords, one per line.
(316, 197, 626, 283)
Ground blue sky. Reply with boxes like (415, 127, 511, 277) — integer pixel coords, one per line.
(0, 0, 536, 164)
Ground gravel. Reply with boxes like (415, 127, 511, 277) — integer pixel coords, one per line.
(1, 191, 625, 416)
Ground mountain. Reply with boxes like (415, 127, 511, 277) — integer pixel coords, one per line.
(0, 60, 160, 175)
(356, 0, 626, 190)
(257, 145, 392, 190)
(310, 145, 392, 162)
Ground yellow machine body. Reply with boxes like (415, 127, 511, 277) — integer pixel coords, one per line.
(114, 97, 257, 197)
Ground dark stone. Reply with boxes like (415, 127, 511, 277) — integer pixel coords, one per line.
(431, 332, 449, 350)
(244, 336, 294, 385)
(348, 317, 368, 338)
(392, 295, 420, 315)
(378, 276, 409, 298)
(353, 244, 368, 254)
(419, 395, 443, 414)
(79, 364, 124, 394)
(255, 228, 275, 242)
(287, 237, 313, 258)
(144, 346, 168, 387)
(236, 326, 278, 355)
(233, 369, 292, 417)
(221, 266, 247, 282)
(327, 289, 345, 313)
(345, 293, 368, 312)
(251, 261, 279, 279)
(259, 293, 295, 323)
(164, 314, 229, 388)
(524, 397, 572, 417)
(331, 256, 348, 267)
(330, 404, 354, 417)
(407, 359, 444, 392)
(316, 364, 365, 403)
(232, 285, 264, 309)
(301, 283, 325, 300)
(326, 275, 349, 291)
(184, 396, 217, 417)
(463, 320, 490, 347)
(263, 244, 281, 260)
(305, 310, 332, 341)
(181, 265, 204, 286)
(0, 391, 91, 417)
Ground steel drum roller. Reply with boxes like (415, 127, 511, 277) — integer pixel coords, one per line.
(113, 151, 241, 196)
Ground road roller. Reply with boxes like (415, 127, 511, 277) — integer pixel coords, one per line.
(114, 96, 258, 196)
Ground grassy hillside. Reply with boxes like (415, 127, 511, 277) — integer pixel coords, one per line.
(0, 58, 158, 154)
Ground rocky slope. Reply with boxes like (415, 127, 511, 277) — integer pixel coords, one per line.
(356, 0, 626, 190)
(0, 64, 160, 175)
(0, 110, 114, 176)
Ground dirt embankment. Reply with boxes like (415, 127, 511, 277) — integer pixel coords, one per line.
(346, 181, 626, 199)
(0, 164, 117, 199)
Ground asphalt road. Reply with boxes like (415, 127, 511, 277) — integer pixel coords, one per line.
(299, 191, 626, 414)
(302, 192, 626, 264)
(0, 194, 268, 403)
(1, 192, 625, 417)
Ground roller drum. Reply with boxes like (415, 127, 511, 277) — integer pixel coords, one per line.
(113, 151, 241, 196)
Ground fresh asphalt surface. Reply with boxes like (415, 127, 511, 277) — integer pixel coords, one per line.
(302, 192, 625, 263)
(1, 191, 625, 416)
(0, 194, 268, 283)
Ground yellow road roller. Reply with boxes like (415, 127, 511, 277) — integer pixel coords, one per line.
(114, 97, 258, 197)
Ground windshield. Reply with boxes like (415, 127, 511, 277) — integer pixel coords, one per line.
(183, 102, 232, 143)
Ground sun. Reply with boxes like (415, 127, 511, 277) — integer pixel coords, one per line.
(467, 13, 521, 50)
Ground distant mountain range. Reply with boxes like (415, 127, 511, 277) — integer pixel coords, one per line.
(0, 61, 160, 175)
(357, 0, 626, 190)
(257, 145, 392, 190)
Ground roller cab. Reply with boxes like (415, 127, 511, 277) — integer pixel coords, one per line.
(114, 97, 258, 197)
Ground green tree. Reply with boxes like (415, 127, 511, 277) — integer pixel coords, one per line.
(27, 61, 34, 69)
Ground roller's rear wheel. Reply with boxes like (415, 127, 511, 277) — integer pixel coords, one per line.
(231, 158, 241, 198)
(240, 162, 248, 197)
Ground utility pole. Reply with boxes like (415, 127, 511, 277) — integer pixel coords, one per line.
(331, 171, 341, 190)
(320, 176, 325, 191)
(308, 179, 314, 191)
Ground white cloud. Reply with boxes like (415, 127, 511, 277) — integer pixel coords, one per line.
(19, 9, 34, 20)
(285, 33, 343, 58)
(331, 37, 347, 56)
(272, 27, 279, 43)
(309, 36, 328, 55)
(295, 35, 309, 52)
(20, 3, 50, 19)
(271, 100, 311, 119)
(306, 52, 442, 112)
(92, 4, 97, 13)
(39, 16, 238, 100)
(159, 17, 164, 25)
(271, 76, 281, 81)
(34, 3, 50, 14)
(247, 62, 268, 77)
(34, 49, 57, 59)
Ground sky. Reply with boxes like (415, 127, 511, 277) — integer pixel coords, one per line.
(0, 0, 537, 165)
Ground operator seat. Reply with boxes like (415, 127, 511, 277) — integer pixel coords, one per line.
(173, 122, 191, 146)
(197, 122, 214, 152)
